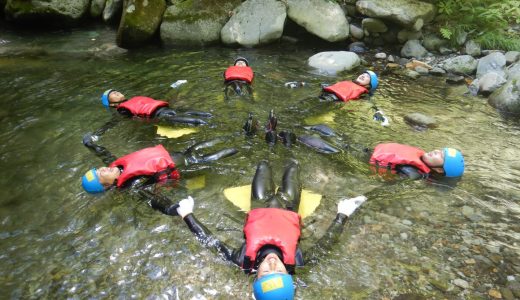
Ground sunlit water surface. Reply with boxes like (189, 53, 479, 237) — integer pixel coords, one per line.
(0, 25, 519, 299)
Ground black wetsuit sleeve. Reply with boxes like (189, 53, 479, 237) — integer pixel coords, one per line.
(136, 187, 180, 216)
(182, 214, 241, 266)
(303, 213, 349, 265)
(93, 115, 121, 137)
(396, 165, 426, 180)
(83, 139, 118, 165)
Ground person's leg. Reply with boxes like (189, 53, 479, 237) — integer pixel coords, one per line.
(275, 159, 302, 212)
(155, 108, 208, 125)
(251, 160, 276, 206)
(181, 138, 238, 165)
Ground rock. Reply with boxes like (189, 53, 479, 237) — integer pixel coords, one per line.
(401, 39, 427, 58)
(386, 63, 400, 69)
(350, 24, 364, 39)
(446, 74, 465, 84)
(430, 67, 446, 76)
(375, 52, 387, 59)
(103, 0, 123, 24)
(488, 75, 520, 114)
(465, 258, 476, 265)
(505, 51, 520, 65)
(442, 55, 478, 75)
(429, 278, 449, 292)
(415, 66, 429, 74)
(388, 55, 395, 63)
(362, 18, 387, 33)
(477, 52, 507, 78)
(422, 33, 447, 52)
(439, 46, 454, 55)
(478, 72, 507, 95)
(160, 0, 240, 46)
(90, 0, 106, 18)
(287, 0, 349, 42)
(482, 50, 502, 56)
(221, 0, 286, 47)
(453, 278, 470, 289)
(400, 232, 408, 240)
(500, 288, 514, 300)
(116, 0, 166, 49)
(404, 69, 420, 79)
(348, 42, 367, 53)
(404, 112, 437, 128)
(488, 289, 502, 299)
(397, 29, 422, 43)
(456, 31, 468, 46)
(406, 59, 432, 70)
(5, 0, 90, 24)
(381, 28, 398, 44)
(464, 40, 481, 57)
(506, 62, 520, 79)
(308, 51, 360, 74)
(356, 0, 435, 29)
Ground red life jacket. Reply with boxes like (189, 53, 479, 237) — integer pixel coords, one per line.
(323, 81, 368, 102)
(109, 145, 180, 187)
(369, 143, 431, 175)
(224, 66, 254, 84)
(243, 208, 301, 271)
(117, 96, 169, 117)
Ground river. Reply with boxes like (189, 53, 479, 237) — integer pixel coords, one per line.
(0, 23, 519, 299)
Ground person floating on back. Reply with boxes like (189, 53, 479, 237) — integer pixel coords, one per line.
(224, 57, 254, 98)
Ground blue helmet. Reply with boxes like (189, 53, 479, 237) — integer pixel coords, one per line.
(101, 89, 114, 108)
(443, 148, 464, 177)
(365, 70, 378, 94)
(253, 273, 294, 300)
(81, 168, 105, 193)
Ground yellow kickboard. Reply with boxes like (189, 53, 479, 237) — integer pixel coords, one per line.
(156, 125, 199, 138)
(223, 185, 322, 219)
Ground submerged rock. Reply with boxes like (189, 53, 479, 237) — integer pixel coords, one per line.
(117, 0, 166, 48)
(308, 51, 360, 74)
(404, 112, 437, 129)
(488, 74, 520, 114)
(287, 0, 349, 42)
(221, 0, 286, 47)
(160, 0, 240, 46)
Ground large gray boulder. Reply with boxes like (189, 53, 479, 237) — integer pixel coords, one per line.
(308, 51, 360, 74)
(442, 55, 478, 75)
(506, 62, 520, 79)
(478, 72, 507, 95)
(488, 74, 520, 114)
(221, 0, 286, 47)
(116, 0, 165, 49)
(160, 0, 240, 46)
(401, 39, 427, 58)
(103, 0, 123, 24)
(90, 0, 106, 18)
(5, 0, 90, 24)
(505, 51, 520, 65)
(356, 0, 435, 29)
(286, 0, 349, 42)
(477, 52, 506, 78)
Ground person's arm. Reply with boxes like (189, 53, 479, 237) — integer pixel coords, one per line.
(93, 114, 122, 137)
(396, 165, 426, 180)
(82, 133, 117, 165)
(366, 95, 389, 126)
(304, 196, 367, 265)
(176, 197, 240, 265)
(136, 188, 181, 216)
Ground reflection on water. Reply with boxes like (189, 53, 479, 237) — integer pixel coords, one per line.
(0, 25, 519, 299)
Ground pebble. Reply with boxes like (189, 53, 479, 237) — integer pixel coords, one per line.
(375, 52, 387, 59)
(402, 219, 413, 225)
(400, 232, 408, 240)
(453, 278, 470, 289)
(488, 289, 502, 299)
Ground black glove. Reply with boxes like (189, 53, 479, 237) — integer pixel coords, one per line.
(82, 132, 98, 147)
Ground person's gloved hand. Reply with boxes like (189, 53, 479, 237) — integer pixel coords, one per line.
(337, 195, 367, 217)
(82, 132, 99, 147)
(176, 196, 194, 218)
(373, 111, 389, 126)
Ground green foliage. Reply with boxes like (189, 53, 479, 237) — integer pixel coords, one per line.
(433, 0, 520, 51)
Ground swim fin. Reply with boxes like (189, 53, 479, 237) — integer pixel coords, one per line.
(223, 185, 322, 219)
(156, 125, 199, 138)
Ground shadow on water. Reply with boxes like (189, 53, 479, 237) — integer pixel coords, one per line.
(0, 24, 519, 299)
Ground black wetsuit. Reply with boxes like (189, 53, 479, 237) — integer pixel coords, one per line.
(83, 134, 237, 215)
(179, 160, 352, 273)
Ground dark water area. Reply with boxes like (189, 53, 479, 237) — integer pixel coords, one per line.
(0, 24, 519, 299)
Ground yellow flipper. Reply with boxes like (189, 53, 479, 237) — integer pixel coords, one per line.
(223, 185, 321, 219)
(186, 175, 205, 190)
(156, 125, 199, 138)
(304, 111, 335, 124)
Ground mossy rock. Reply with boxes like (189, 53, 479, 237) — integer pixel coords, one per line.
(5, 0, 89, 25)
(160, 0, 241, 46)
(116, 0, 166, 49)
